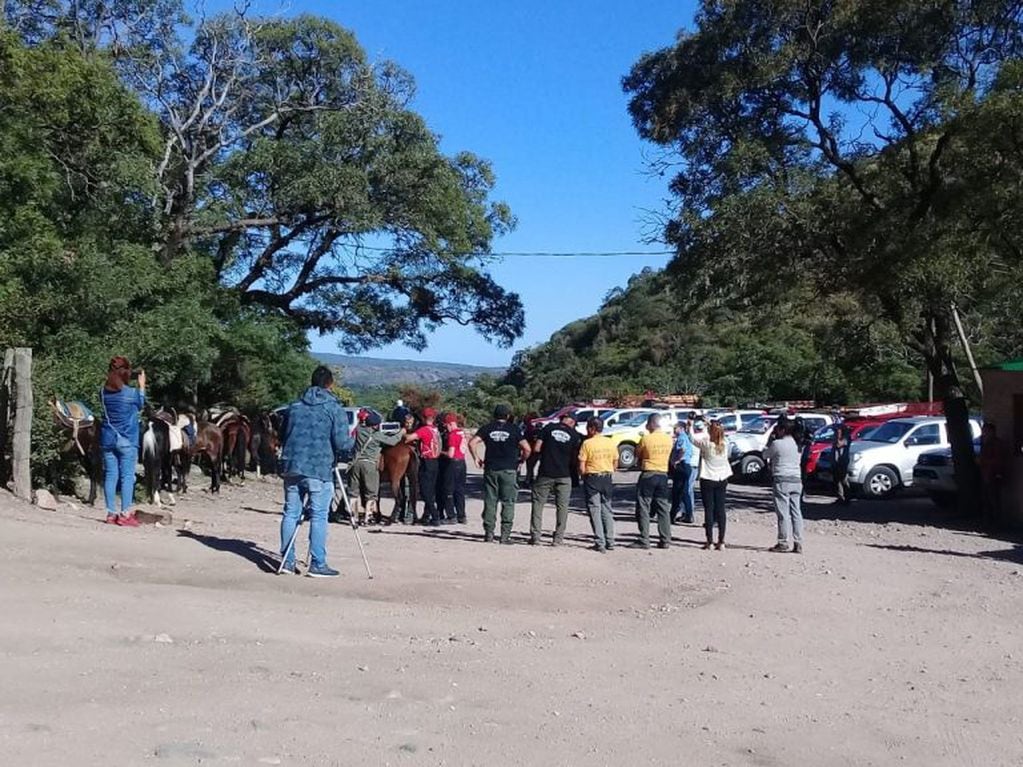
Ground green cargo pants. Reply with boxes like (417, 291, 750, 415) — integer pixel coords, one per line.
(530, 475, 571, 543)
(483, 469, 518, 539)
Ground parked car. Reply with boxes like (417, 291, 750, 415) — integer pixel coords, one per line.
(803, 419, 890, 478)
(600, 408, 659, 432)
(703, 409, 765, 434)
(607, 408, 694, 470)
(818, 416, 982, 499)
(727, 412, 835, 480)
(912, 438, 982, 507)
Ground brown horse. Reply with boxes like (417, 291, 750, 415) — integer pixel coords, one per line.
(218, 413, 251, 481)
(190, 421, 223, 493)
(380, 443, 419, 522)
(50, 399, 102, 504)
(248, 412, 279, 477)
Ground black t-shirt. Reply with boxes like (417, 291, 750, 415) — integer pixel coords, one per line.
(538, 422, 579, 479)
(477, 420, 522, 471)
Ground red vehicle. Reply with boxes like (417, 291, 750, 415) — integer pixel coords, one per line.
(803, 402, 945, 478)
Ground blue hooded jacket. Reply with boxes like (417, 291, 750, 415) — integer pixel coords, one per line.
(279, 386, 353, 482)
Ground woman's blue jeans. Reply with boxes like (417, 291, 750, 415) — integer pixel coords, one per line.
(102, 443, 137, 515)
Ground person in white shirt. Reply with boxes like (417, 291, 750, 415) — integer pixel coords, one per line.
(692, 420, 732, 550)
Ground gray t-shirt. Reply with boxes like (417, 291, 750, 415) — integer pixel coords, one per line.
(765, 435, 802, 482)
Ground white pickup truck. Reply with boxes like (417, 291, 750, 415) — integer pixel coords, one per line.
(727, 413, 834, 480)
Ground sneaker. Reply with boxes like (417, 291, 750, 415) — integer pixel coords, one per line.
(105, 514, 118, 525)
(483, 532, 495, 543)
(499, 535, 513, 545)
(715, 541, 726, 551)
(551, 538, 564, 547)
(116, 514, 140, 528)
(457, 516, 467, 524)
(701, 542, 712, 550)
(657, 541, 670, 550)
(591, 544, 607, 553)
(278, 563, 297, 575)
(793, 543, 803, 554)
(769, 543, 790, 553)
(528, 538, 540, 546)
(306, 563, 340, 578)
(629, 541, 650, 550)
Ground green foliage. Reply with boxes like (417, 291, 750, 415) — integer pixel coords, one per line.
(509, 270, 924, 411)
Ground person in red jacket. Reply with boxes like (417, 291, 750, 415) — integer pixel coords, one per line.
(406, 408, 443, 526)
(441, 413, 468, 524)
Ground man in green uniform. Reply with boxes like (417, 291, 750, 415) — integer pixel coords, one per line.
(468, 404, 531, 544)
(348, 412, 405, 525)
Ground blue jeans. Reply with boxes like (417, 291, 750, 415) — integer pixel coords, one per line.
(281, 476, 331, 569)
(671, 463, 696, 521)
(102, 443, 137, 515)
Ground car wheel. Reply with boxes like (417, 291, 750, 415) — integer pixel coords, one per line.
(739, 454, 766, 482)
(617, 443, 637, 471)
(863, 466, 899, 498)
(928, 491, 955, 509)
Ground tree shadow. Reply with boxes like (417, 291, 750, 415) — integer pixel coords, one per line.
(176, 529, 279, 573)
(800, 494, 986, 534)
(862, 542, 1023, 565)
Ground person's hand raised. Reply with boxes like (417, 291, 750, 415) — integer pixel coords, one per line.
(137, 369, 147, 391)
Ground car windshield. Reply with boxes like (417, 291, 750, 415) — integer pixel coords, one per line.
(863, 421, 915, 444)
(617, 412, 652, 427)
(738, 416, 776, 435)
(856, 424, 879, 440)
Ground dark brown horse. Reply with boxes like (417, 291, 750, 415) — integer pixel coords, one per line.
(50, 400, 102, 504)
(190, 421, 223, 494)
(248, 412, 279, 477)
(219, 414, 251, 481)
(380, 443, 419, 522)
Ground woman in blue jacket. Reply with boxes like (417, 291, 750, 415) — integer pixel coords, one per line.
(99, 356, 145, 526)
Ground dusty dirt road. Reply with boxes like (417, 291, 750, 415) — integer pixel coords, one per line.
(1, 470, 1022, 766)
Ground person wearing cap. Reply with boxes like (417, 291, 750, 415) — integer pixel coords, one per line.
(348, 411, 405, 525)
(440, 413, 468, 524)
(578, 416, 617, 552)
(99, 356, 146, 527)
(634, 413, 674, 549)
(405, 407, 443, 526)
(529, 412, 580, 545)
(469, 404, 530, 543)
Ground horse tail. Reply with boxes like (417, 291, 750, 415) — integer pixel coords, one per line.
(142, 423, 160, 505)
(234, 425, 247, 477)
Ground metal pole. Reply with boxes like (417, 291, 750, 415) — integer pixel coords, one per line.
(950, 303, 984, 395)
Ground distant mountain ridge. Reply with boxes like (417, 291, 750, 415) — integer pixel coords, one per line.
(314, 353, 506, 387)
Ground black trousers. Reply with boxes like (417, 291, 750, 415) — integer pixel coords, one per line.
(700, 478, 728, 541)
(419, 458, 439, 522)
(442, 459, 466, 521)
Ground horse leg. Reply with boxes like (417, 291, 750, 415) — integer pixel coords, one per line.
(211, 449, 221, 494)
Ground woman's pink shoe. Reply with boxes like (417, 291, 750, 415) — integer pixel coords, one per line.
(105, 514, 118, 525)
(116, 514, 140, 527)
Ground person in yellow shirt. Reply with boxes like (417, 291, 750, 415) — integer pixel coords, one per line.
(634, 413, 674, 549)
(578, 416, 618, 552)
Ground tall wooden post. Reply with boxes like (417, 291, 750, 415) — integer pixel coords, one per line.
(11, 348, 32, 501)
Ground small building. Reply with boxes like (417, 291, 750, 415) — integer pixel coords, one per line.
(981, 359, 1023, 527)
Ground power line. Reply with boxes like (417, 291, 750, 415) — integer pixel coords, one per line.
(350, 243, 675, 258)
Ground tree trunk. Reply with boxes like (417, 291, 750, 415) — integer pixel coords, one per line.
(927, 315, 979, 518)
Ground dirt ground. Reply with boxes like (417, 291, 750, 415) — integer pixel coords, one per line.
(1, 467, 1022, 767)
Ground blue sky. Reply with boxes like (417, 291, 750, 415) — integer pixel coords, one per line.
(294, 1, 699, 367)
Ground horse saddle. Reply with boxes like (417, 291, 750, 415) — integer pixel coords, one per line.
(52, 398, 95, 430)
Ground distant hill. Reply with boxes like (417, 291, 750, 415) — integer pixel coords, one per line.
(314, 353, 506, 387)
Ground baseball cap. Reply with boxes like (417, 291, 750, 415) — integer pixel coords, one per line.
(365, 412, 381, 427)
(493, 403, 512, 419)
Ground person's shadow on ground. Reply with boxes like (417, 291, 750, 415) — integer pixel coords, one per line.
(176, 529, 278, 573)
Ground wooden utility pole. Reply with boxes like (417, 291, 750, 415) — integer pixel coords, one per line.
(950, 303, 984, 396)
(1, 348, 34, 501)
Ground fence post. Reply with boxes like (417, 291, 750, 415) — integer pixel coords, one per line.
(11, 348, 32, 501)
(0, 349, 12, 486)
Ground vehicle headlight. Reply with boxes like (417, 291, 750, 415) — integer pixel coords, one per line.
(851, 453, 864, 465)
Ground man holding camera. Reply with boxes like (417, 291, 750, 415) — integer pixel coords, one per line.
(278, 366, 353, 577)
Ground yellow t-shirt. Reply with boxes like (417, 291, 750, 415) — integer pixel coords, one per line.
(579, 435, 616, 474)
(637, 430, 672, 472)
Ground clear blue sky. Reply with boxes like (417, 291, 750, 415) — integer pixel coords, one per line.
(295, 1, 698, 367)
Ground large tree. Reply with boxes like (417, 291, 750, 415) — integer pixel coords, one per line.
(624, 0, 1023, 514)
(5, 1, 524, 351)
